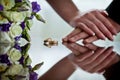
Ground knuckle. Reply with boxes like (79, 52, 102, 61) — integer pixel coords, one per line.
(84, 12, 92, 17)
(89, 23, 96, 28)
(96, 21, 103, 27)
(91, 10, 99, 14)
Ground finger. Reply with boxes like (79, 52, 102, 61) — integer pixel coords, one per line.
(85, 11, 113, 40)
(69, 43, 89, 53)
(79, 47, 106, 73)
(69, 50, 94, 70)
(90, 11, 114, 40)
(106, 52, 120, 67)
(84, 43, 98, 50)
(80, 47, 106, 66)
(88, 47, 113, 73)
(63, 42, 81, 55)
(94, 52, 117, 73)
(99, 11, 117, 35)
(69, 32, 89, 42)
(82, 18, 106, 40)
(76, 22, 94, 35)
(108, 17, 120, 33)
(83, 36, 98, 44)
(62, 28, 81, 42)
(75, 50, 94, 62)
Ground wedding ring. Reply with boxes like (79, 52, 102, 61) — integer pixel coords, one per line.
(92, 33, 95, 36)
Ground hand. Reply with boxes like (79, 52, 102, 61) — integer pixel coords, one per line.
(63, 42, 120, 73)
(63, 11, 120, 42)
(62, 27, 98, 43)
(84, 17, 120, 43)
(70, 10, 117, 40)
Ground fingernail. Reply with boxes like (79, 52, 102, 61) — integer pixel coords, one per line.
(113, 30, 117, 35)
(101, 35, 106, 40)
(62, 38, 68, 42)
(69, 38, 75, 42)
(109, 35, 114, 41)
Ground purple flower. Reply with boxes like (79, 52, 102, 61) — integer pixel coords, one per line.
(14, 35, 22, 41)
(19, 56, 24, 64)
(20, 22, 25, 30)
(0, 4, 3, 11)
(14, 43, 22, 51)
(32, 2, 41, 13)
(30, 72, 38, 80)
(0, 54, 10, 65)
(15, 0, 22, 3)
(1, 23, 11, 32)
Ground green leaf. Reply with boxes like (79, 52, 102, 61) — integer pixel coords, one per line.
(10, 7, 29, 12)
(34, 13, 45, 23)
(32, 62, 44, 71)
(22, 28, 31, 42)
(9, 2, 29, 12)
(21, 43, 31, 55)
(25, 56, 32, 66)
(26, 20, 33, 30)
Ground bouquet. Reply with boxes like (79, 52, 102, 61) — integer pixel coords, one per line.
(0, 0, 45, 43)
(0, 43, 43, 80)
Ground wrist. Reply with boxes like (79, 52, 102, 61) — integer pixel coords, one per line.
(69, 11, 81, 28)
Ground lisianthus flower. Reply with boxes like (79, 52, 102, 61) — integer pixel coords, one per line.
(14, 43, 22, 51)
(0, 54, 10, 65)
(6, 64, 23, 75)
(8, 48, 22, 62)
(1, 23, 11, 32)
(9, 23, 22, 39)
(20, 22, 25, 30)
(18, 56, 24, 64)
(3, 11, 26, 22)
(0, 4, 3, 11)
(32, 2, 41, 13)
(30, 72, 38, 80)
(14, 35, 22, 41)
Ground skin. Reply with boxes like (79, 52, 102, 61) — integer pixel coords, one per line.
(63, 17, 120, 43)
(39, 42, 120, 80)
(63, 42, 120, 73)
(46, 0, 119, 43)
(39, 56, 76, 80)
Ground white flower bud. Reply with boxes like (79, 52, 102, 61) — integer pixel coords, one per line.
(8, 48, 22, 62)
(8, 23, 22, 39)
(0, 0, 15, 10)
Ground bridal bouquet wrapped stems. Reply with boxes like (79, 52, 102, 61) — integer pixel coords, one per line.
(0, 0, 45, 43)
